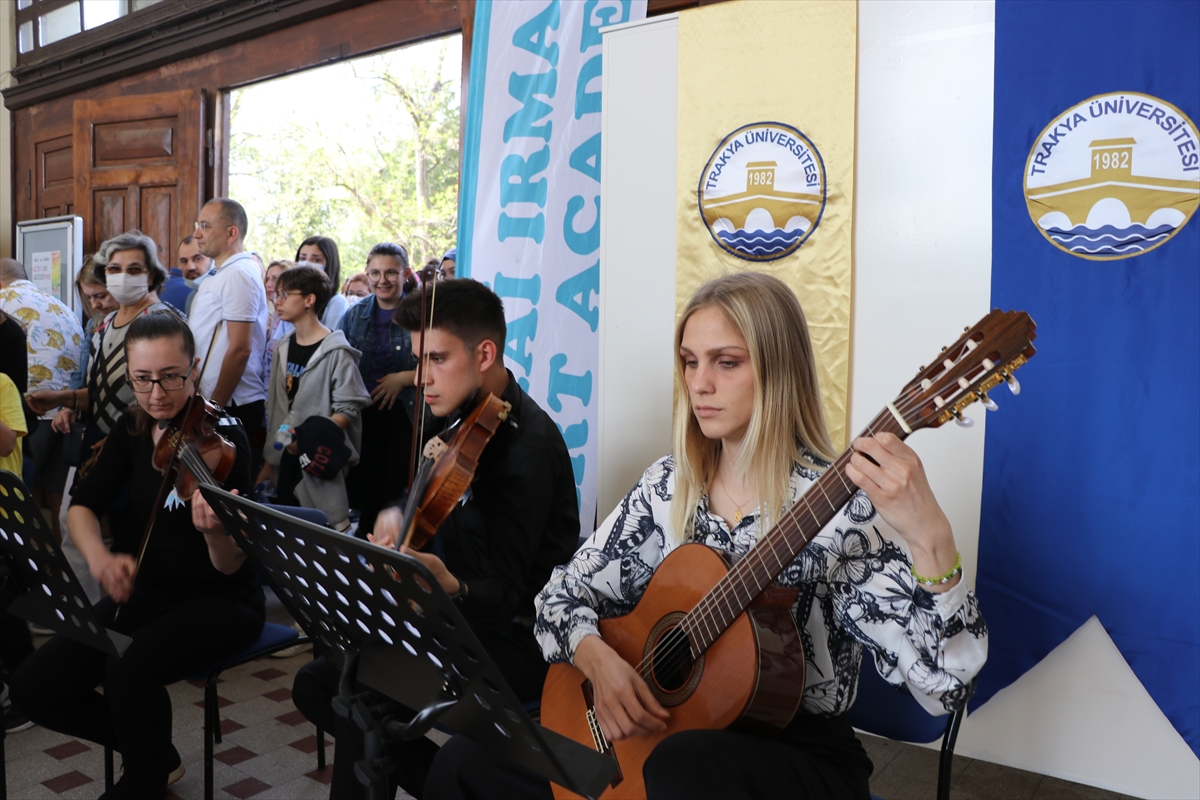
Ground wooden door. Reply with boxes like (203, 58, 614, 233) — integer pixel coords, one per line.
(33, 131, 76, 219)
(73, 89, 206, 258)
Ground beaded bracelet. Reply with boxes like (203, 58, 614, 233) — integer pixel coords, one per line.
(911, 552, 962, 587)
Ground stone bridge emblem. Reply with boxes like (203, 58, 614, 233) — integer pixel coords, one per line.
(1024, 91, 1199, 260)
(698, 122, 827, 262)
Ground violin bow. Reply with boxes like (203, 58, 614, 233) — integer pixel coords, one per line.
(407, 274, 439, 492)
(132, 319, 223, 574)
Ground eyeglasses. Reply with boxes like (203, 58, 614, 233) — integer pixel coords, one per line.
(367, 269, 402, 281)
(129, 367, 193, 393)
(194, 220, 231, 231)
(105, 265, 148, 275)
(275, 291, 305, 301)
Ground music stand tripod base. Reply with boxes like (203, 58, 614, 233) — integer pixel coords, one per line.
(201, 485, 616, 800)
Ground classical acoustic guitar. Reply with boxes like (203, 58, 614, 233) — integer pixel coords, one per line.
(541, 309, 1037, 800)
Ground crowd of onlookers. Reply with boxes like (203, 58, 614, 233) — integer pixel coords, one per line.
(0, 198, 455, 728)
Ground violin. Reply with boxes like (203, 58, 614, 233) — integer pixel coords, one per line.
(132, 394, 237, 572)
(400, 392, 511, 551)
(151, 395, 237, 497)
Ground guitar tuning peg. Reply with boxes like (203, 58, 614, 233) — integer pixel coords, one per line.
(954, 410, 975, 428)
(1007, 373, 1021, 396)
(980, 392, 999, 412)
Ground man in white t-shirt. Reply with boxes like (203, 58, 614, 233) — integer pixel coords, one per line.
(189, 198, 268, 442)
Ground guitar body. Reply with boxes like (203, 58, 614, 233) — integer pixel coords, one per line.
(541, 544, 806, 800)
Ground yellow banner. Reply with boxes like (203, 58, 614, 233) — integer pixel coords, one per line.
(676, 0, 856, 448)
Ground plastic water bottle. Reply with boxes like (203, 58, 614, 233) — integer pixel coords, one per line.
(254, 480, 276, 503)
(273, 424, 294, 451)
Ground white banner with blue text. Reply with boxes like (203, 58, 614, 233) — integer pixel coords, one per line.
(458, 0, 647, 534)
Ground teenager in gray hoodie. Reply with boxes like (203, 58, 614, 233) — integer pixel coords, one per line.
(256, 265, 370, 530)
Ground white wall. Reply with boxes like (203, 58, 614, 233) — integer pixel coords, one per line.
(598, 3, 1200, 797)
(596, 15, 680, 520)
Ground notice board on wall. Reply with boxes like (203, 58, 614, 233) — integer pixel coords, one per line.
(15, 216, 84, 313)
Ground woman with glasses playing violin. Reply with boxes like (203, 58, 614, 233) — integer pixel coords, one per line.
(336, 241, 419, 537)
(26, 231, 188, 603)
(9, 311, 263, 799)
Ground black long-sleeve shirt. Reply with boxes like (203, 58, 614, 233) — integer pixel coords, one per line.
(429, 371, 579, 639)
(70, 410, 263, 607)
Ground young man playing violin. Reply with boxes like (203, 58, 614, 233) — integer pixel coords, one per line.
(291, 278, 581, 799)
(9, 312, 265, 799)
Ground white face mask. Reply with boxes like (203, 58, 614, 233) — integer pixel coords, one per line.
(106, 272, 149, 306)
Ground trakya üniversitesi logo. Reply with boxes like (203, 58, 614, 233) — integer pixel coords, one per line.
(698, 122, 827, 262)
(1024, 92, 1199, 260)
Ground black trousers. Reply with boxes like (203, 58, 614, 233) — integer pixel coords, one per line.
(425, 711, 874, 800)
(348, 401, 412, 537)
(292, 626, 547, 799)
(9, 594, 263, 798)
(0, 612, 34, 673)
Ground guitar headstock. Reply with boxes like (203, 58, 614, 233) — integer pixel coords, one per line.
(895, 310, 1037, 432)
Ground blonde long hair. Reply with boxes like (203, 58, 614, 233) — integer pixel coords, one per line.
(669, 273, 835, 543)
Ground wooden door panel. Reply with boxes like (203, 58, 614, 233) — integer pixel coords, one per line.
(34, 132, 74, 219)
(139, 187, 174, 257)
(93, 118, 177, 166)
(93, 190, 128, 245)
(74, 89, 205, 254)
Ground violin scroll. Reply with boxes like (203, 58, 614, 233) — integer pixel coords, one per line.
(151, 395, 237, 499)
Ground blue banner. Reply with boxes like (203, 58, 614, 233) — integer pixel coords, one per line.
(979, 0, 1200, 756)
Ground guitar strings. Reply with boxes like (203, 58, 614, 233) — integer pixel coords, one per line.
(630, 386, 941, 683)
(629, 413, 890, 682)
(641, 346, 1004, 680)
(681, 369, 966, 645)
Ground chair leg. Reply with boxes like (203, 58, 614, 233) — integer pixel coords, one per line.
(937, 708, 965, 800)
(104, 746, 114, 789)
(316, 725, 326, 770)
(204, 677, 215, 800)
(208, 675, 223, 746)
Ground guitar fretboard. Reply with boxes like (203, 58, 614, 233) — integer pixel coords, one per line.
(679, 407, 907, 655)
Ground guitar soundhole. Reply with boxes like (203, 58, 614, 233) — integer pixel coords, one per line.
(645, 612, 704, 706)
(651, 629, 693, 691)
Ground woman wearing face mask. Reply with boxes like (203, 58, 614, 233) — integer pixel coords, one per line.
(27, 231, 182, 605)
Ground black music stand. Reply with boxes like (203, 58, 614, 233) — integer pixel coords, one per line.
(0, 469, 132, 800)
(200, 485, 617, 800)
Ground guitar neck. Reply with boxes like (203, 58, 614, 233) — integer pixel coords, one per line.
(680, 407, 908, 654)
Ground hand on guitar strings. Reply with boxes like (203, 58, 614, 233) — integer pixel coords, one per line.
(573, 634, 670, 741)
(845, 432, 960, 588)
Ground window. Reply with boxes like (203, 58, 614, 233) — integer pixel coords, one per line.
(15, 0, 162, 57)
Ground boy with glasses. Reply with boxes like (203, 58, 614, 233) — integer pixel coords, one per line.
(257, 265, 369, 531)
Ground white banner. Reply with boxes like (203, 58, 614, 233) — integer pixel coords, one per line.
(459, 0, 647, 533)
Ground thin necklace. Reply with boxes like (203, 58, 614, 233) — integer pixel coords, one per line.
(716, 473, 755, 525)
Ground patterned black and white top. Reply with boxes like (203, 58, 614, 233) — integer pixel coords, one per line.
(534, 454, 988, 716)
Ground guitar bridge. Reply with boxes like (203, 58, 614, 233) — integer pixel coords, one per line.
(581, 680, 624, 788)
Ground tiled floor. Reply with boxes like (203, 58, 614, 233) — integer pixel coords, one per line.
(3, 588, 1138, 800)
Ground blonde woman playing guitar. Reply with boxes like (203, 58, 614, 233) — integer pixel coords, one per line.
(425, 272, 991, 800)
